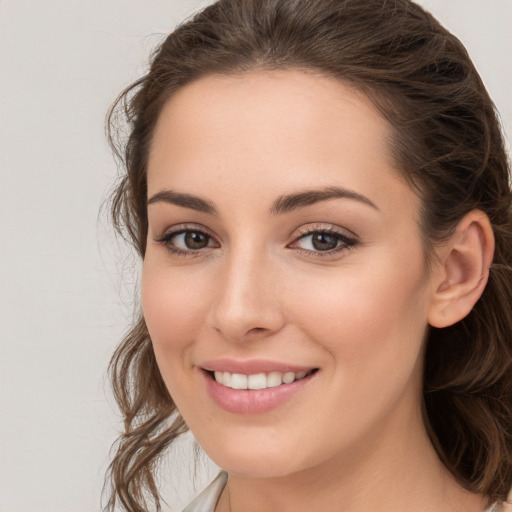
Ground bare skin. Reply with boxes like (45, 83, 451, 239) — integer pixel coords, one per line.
(143, 70, 495, 512)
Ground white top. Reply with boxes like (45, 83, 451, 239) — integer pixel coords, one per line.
(181, 472, 228, 512)
(180, 472, 502, 512)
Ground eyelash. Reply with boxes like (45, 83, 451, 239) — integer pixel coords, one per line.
(290, 225, 358, 258)
(154, 224, 358, 258)
(154, 224, 216, 257)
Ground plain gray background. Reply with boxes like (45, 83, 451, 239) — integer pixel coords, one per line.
(1, 1, 511, 511)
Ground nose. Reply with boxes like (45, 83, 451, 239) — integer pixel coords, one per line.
(207, 247, 285, 343)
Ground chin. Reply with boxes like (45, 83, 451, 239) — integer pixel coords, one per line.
(204, 439, 320, 480)
(218, 456, 301, 479)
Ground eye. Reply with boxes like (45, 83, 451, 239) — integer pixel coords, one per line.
(173, 230, 212, 250)
(297, 232, 341, 251)
(154, 226, 219, 255)
(289, 226, 358, 256)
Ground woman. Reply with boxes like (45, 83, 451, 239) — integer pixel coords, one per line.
(105, 0, 512, 511)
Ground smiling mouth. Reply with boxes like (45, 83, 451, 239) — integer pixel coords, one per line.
(206, 369, 318, 390)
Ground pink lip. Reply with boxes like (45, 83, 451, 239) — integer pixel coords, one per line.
(199, 365, 318, 415)
(200, 358, 313, 374)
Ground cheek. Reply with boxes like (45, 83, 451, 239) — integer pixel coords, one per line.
(141, 260, 210, 364)
(289, 252, 430, 373)
(141, 258, 219, 421)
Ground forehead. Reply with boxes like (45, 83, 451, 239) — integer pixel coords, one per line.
(150, 70, 393, 160)
(147, 70, 412, 216)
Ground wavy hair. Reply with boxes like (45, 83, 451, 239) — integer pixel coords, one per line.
(105, 0, 512, 510)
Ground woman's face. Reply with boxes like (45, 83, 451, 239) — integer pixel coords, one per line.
(143, 70, 437, 478)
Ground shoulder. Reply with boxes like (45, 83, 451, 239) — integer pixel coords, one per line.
(502, 489, 512, 512)
(501, 487, 512, 512)
(492, 489, 512, 512)
(180, 471, 228, 512)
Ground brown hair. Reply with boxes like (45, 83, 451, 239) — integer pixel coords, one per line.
(105, 0, 512, 510)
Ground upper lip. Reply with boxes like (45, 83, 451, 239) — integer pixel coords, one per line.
(200, 358, 316, 375)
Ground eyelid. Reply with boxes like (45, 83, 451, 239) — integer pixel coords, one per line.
(287, 223, 359, 257)
(152, 222, 358, 258)
(292, 223, 357, 240)
(153, 223, 220, 255)
(154, 223, 215, 240)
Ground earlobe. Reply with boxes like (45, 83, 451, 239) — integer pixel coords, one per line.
(428, 210, 495, 328)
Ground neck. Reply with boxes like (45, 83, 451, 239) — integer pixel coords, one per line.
(215, 404, 489, 512)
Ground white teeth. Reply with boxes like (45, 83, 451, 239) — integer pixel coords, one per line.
(248, 373, 267, 390)
(212, 369, 312, 389)
(282, 372, 295, 384)
(231, 373, 248, 389)
(266, 372, 283, 388)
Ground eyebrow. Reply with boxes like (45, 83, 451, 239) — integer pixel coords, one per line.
(147, 189, 217, 215)
(269, 186, 379, 215)
(147, 185, 378, 215)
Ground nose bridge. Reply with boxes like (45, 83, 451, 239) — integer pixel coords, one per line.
(209, 241, 283, 342)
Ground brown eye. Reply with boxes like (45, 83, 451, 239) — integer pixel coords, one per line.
(290, 228, 358, 257)
(310, 233, 339, 251)
(184, 231, 210, 249)
(295, 231, 344, 252)
(155, 228, 218, 254)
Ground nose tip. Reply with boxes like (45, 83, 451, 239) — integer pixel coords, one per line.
(212, 324, 272, 343)
(207, 258, 285, 343)
(210, 293, 285, 343)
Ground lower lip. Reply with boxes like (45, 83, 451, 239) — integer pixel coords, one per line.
(202, 370, 317, 414)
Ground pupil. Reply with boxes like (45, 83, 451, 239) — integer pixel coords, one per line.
(185, 231, 209, 249)
(312, 233, 338, 251)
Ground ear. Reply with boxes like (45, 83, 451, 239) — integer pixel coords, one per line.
(428, 210, 495, 328)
